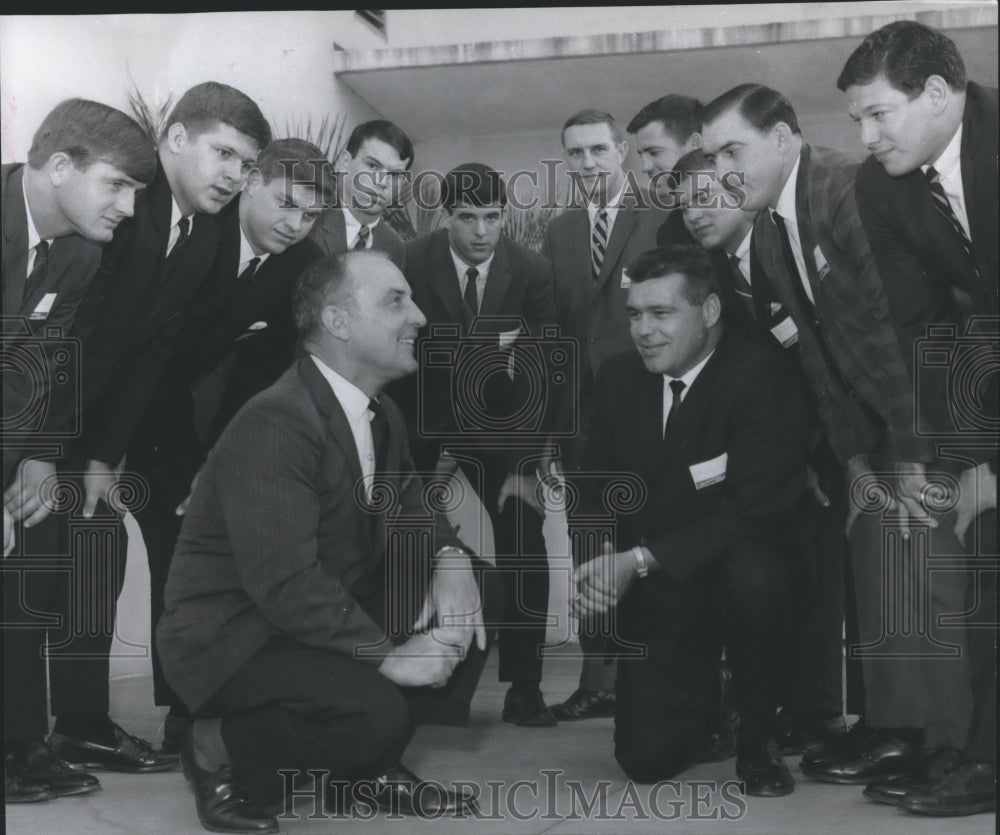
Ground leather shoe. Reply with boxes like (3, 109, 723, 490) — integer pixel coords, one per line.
(550, 687, 615, 721)
(49, 722, 178, 773)
(502, 686, 557, 727)
(800, 731, 921, 784)
(900, 762, 996, 816)
(736, 739, 794, 797)
(4, 753, 57, 803)
(774, 710, 848, 755)
(369, 762, 479, 817)
(800, 719, 875, 766)
(179, 727, 278, 833)
(863, 748, 963, 806)
(18, 740, 101, 797)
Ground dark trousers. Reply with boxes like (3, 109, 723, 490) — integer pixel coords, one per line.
(614, 540, 798, 782)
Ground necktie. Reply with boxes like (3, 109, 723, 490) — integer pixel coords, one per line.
(772, 212, 815, 314)
(926, 166, 978, 278)
(354, 224, 371, 250)
(463, 267, 480, 327)
(24, 240, 49, 298)
(664, 379, 686, 435)
(728, 253, 757, 317)
(591, 208, 609, 282)
(167, 217, 191, 262)
(237, 257, 261, 282)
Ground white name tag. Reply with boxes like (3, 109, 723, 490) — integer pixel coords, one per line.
(770, 315, 799, 348)
(813, 245, 830, 279)
(29, 292, 57, 320)
(689, 452, 728, 489)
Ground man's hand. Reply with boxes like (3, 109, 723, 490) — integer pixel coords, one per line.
(805, 465, 832, 508)
(377, 631, 463, 688)
(83, 459, 118, 518)
(954, 462, 998, 547)
(496, 472, 545, 516)
(3, 505, 14, 557)
(571, 544, 638, 618)
(175, 468, 202, 516)
(844, 453, 885, 537)
(894, 460, 939, 530)
(435, 451, 460, 477)
(3, 458, 56, 527)
(412, 550, 486, 652)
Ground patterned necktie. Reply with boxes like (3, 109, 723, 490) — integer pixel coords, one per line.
(926, 166, 978, 277)
(167, 217, 191, 262)
(354, 224, 371, 250)
(24, 240, 49, 298)
(664, 379, 686, 435)
(463, 267, 480, 326)
(591, 208, 609, 282)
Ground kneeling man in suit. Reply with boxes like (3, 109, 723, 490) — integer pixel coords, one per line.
(572, 245, 809, 796)
(157, 251, 487, 833)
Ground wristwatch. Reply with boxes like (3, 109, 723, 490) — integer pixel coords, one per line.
(631, 546, 649, 579)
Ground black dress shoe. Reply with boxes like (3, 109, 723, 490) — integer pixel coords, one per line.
(800, 719, 875, 766)
(736, 739, 795, 797)
(800, 731, 921, 784)
(774, 711, 848, 755)
(502, 686, 557, 727)
(18, 740, 101, 797)
(49, 722, 178, 773)
(369, 762, 479, 817)
(162, 712, 190, 757)
(180, 728, 278, 834)
(863, 748, 963, 806)
(550, 687, 615, 721)
(4, 753, 57, 803)
(900, 762, 996, 816)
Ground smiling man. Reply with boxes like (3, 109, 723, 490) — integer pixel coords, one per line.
(838, 21, 997, 818)
(625, 94, 703, 209)
(572, 244, 808, 796)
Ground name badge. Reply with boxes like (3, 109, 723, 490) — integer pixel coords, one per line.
(29, 292, 57, 320)
(689, 452, 727, 489)
(770, 315, 799, 348)
(813, 245, 831, 280)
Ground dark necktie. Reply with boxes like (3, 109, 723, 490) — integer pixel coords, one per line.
(772, 212, 815, 315)
(591, 208, 609, 282)
(368, 397, 389, 474)
(926, 166, 978, 278)
(354, 224, 371, 250)
(24, 240, 49, 298)
(167, 217, 191, 264)
(664, 379, 686, 435)
(728, 253, 757, 317)
(237, 257, 261, 283)
(463, 267, 480, 327)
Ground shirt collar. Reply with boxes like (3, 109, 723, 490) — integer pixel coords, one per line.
(922, 122, 963, 182)
(21, 173, 45, 251)
(343, 207, 381, 240)
(237, 224, 269, 269)
(450, 247, 494, 282)
(773, 152, 802, 222)
(664, 347, 715, 392)
(170, 196, 194, 234)
(732, 225, 753, 262)
(587, 183, 627, 223)
(309, 354, 372, 421)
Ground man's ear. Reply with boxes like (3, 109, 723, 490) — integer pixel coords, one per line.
(773, 122, 796, 155)
(687, 132, 703, 151)
(321, 304, 349, 340)
(702, 292, 722, 328)
(922, 75, 952, 116)
(47, 152, 74, 186)
(163, 123, 188, 155)
(334, 148, 353, 174)
(243, 169, 264, 195)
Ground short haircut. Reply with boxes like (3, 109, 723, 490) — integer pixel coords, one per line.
(293, 253, 353, 339)
(26, 98, 157, 183)
(344, 119, 414, 170)
(626, 244, 721, 306)
(626, 95, 703, 142)
(440, 162, 507, 211)
(670, 148, 711, 182)
(255, 138, 335, 206)
(562, 109, 623, 144)
(702, 84, 801, 136)
(836, 20, 967, 95)
(160, 81, 271, 150)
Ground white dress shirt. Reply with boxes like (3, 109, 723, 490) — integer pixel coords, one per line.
(451, 247, 495, 310)
(921, 123, 971, 241)
(344, 208, 382, 250)
(662, 349, 715, 435)
(166, 197, 194, 256)
(772, 153, 814, 304)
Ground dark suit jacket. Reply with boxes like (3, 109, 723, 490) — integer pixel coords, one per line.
(1, 163, 103, 485)
(310, 206, 406, 269)
(69, 163, 222, 467)
(157, 355, 463, 711)
(753, 144, 929, 466)
(578, 330, 808, 610)
(855, 82, 998, 460)
(393, 229, 559, 468)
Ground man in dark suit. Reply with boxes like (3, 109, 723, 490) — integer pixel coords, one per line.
(310, 120, 408, 269)
(702, 83, 973, 790)
(31, 82, 271, 776)
(158, 252, 485, 832)
(395, 163, 560, 727)
(543, 109, 665, 721)
(839, 20, 996, 816)
(103, 139, 326, 757)
(574, 244, 808, 795)
(2, 99, 155, 803)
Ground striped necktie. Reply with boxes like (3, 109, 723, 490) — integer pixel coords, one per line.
(926, 166, 978, 278)
(354, 224, 371, 250)
(591, 208, 609, 282)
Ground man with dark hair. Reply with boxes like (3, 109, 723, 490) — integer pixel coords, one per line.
(310, 119, 409, 268)
(626, 94, 703, 206)
(702, 82, 972, 794)
(574, 243, 808, 795)
(839, 20, 996, 817)
(543, 108, 666, 722)
(2, 97, 155, 805)
(394, 162, 560, 727)
(158, 251, 485, 831)
(18, 81, 269, 777)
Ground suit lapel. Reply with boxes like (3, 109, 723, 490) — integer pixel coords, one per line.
(566, 209, 592, 295)
(595, 205, 636, 292)
(2, 165, 29, 315)
(480, 236, 512, 315)
(429, 230, 465, 325)
(794, 145, 823, 294)
(317, 208, 348, 255)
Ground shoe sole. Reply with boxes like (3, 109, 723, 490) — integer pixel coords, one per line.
(63, 760, 180, 774)
(861, 787, 904, 806)
(800, 766, 911, 786)
(901, 799, 996, 816)
(5, 791, 58, 803)
(46, 783, 103, 798)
